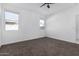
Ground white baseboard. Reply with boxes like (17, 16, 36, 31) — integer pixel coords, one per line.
(47, 34, 79, 44)
(2, 36, 45, 46)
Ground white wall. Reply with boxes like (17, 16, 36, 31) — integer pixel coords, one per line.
(0, 4, 2, 46)
(46, 4, 79, 44)
(1, 4, 45, 45)
(2, 3, 79, 45)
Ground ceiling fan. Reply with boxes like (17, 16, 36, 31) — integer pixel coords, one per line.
(40, 3, 55, 8)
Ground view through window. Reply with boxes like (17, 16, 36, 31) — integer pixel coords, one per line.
(5, 11, 19, 31)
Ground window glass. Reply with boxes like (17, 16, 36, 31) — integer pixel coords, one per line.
(5, 11, 19, 31)
(40, 19, 45, 27)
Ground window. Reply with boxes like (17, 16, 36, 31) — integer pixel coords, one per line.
(5, 11, 19, 31)
(40, 19, 45, 29)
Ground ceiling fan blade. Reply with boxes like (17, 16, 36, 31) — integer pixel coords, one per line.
(40, 3, 46, 7)
(40, 3, 55, 8)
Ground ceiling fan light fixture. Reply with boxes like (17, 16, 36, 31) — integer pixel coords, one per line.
(47, 4, 50, 8)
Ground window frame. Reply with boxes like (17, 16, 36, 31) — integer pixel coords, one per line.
(4, 10, 19, 31)
(40, 19, 45, 29)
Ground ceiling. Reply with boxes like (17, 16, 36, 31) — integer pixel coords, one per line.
(3, 3, 78, 19)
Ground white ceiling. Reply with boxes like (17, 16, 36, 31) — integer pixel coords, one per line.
(3, 3, 78, 19)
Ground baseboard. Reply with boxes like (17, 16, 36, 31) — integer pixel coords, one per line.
(47, 34, 79, 44)
(2, 36, 45, 46)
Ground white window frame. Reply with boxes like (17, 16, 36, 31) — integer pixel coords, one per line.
(40, 19, 45, 29)
(4, 10, 19, 31)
